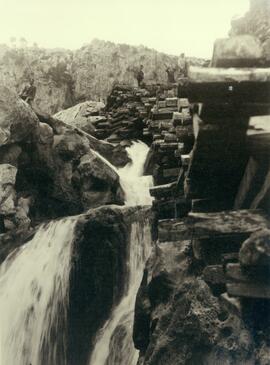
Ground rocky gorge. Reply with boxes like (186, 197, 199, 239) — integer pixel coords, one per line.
(0, 0, 270, 364)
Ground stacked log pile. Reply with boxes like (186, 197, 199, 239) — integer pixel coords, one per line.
(137, 34, 270, 362)
(141, 89, 195, 219)
(90, 85, 150, 143)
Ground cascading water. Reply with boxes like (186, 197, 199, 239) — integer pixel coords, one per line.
(89, 141, 153, 365)
(0, 140, 153, 365)
(0, 218, 76, 365)
(118, 141, 153, 206)
(89, 220, 152, 365)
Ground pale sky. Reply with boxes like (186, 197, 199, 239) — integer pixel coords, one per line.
(0, 0, 249, 58)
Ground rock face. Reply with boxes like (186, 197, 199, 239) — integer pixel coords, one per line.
(212, 35, 264, 67)
(67, 205, 152, 365)
(239, 229, 270, 267)
(0, 85, 124, 240)
(0, 86, 39, 145)
(134, 236, 256, 365)
(54, 100, 105, 134)
(230, 0, 270, 61)
(0, 39, 205, 114)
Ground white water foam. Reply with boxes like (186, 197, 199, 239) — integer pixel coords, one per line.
(0, 218, 76, 365)
(89, 141, 153, 365)
(89, 220, 152, 365)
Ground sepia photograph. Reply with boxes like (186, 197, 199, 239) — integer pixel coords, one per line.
(0, 0, 269, 364)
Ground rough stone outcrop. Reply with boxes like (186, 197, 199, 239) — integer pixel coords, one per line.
(67, 205, 152, 365)
(0, 40, 205, 114)
(239, 229, 270, 267)
(54, 100, 105, 134)
(0, 86, 125, 238)
(0, 86, 39, 145)
(230, 0, 270, 61)
(134, 235, 256, 365)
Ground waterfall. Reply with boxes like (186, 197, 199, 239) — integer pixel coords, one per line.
(89, 220, 152, 365)
(0, 218, 77, 365)
(89, 141, 153, 365)
(118, 141, 153, 206)
(0, 140, 153, 365)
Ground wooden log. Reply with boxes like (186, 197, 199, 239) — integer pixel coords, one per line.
(189, 209, 269, 238)
(149, 181, 177, 197)
(234, 157, 260, 209)
(178, 98, 189, 109)
(163, 167, 180, 178)
(153, 134, 163, 141)
(158, 101, 167, 108)
(226, 263, 270, 284)
(188, 66, 270, 84)
(158, 122, 173, 131)
(192, 233, 250, 263)
(166, 97, 178, 107)
(227, 282, 270, 299)
(148, 97, 157, 104)
(164, 133, 177, 143)
(158, 218, 191, 242)
(159, 143, 179, 150)
(154, 197, 189, 220)
(186, 66, 270, 104)
(95, 122, 111, 129)
(152, 110, 174, 121)
(181, 154, 190, 166)
(250, 167, 270, 210)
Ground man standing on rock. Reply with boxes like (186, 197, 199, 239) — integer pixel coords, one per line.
(178, 53, 188, 78)
(165, 66, 176, 84)
(19, 78, 37, 107)
(136, 65, 144, 87)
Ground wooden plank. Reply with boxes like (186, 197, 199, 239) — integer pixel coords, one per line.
(181, 154, 190, 166)
(226, 263, 270, 285)
(192, 233, 249, 263)
(149, 182, 177, 197)
(234, 157, 259, 209)
(188, 66, 270, 83)
(163, 168, 180, 178)
(227, 282, 270, 299)
(250, 167, 270, 210)
(189, 209, 269, 238)
(158, 218, 191, 242)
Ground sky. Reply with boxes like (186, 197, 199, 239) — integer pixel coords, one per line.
(0, 0, 250, 58)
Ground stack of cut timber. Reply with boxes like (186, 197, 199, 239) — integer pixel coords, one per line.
(96, 85, 151, 143)
(189, 210, 270, 296)
(142, 88, 195, 219)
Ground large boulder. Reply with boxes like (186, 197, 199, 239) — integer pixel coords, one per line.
(54, 101, 105, 134)
(0, 86, 39, 145)
(134, 238, 255, 365)
(66, 205, 152, 365)
(38, 112, 130, 167)
(212, 35, 264, 67)
(239, 229, 270, 267)
(26, 124, 125, 218)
